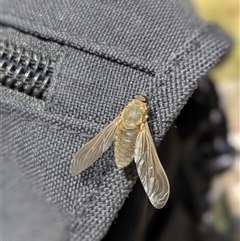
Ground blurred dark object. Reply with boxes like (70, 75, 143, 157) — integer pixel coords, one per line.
(165, 75, 235, 241)
(104, 76, 235, 241)
(177, 76, 234, 177)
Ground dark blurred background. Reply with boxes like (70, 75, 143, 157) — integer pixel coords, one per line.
(191, 1, 239, 240)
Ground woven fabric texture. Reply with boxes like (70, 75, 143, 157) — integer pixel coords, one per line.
(0, 0, 232, 240)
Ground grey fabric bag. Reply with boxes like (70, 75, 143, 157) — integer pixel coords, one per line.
(1, 0, 231, 240)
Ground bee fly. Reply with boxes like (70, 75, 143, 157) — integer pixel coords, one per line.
(70, 94, 170, 209)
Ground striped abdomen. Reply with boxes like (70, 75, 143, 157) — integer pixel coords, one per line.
(114, 122, 140, 168)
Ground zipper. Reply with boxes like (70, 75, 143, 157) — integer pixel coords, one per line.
(0, 39, 55, 100)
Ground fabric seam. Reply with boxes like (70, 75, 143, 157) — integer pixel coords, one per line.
(0, 13, 218, 72)
(0, 100, 106, 134)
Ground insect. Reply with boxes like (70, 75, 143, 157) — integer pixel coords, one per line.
(70, 94, 170, 209)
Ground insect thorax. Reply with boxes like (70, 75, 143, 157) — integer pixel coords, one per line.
(121, 100, 148, 129)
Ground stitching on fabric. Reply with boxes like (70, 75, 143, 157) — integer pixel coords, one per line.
(0, 13, 215, 74)
(149, 25, 231, 141)
(0, 92, 108, 134)
(155, 23, 228, 76)
(1, 12, 149, 60)
(45, 46, 67, 109)
(2, 109, 91, 138)
(0, 108, 101, 135)
(0, 13, 155, 75)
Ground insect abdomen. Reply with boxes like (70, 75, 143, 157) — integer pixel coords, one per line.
(114, 122, 139, 168)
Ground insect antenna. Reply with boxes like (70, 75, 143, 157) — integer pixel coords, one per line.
(147, 119, 157, 124)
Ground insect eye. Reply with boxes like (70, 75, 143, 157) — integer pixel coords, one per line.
(133, 94, 148, 105)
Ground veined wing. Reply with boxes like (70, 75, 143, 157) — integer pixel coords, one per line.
(134, 122, 170, 209)
(70, 115, 122, 176)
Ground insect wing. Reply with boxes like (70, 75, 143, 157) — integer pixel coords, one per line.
(70, 115, 121, 176)
(134, 123, 170, 209)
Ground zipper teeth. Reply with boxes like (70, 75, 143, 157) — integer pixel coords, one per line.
(0, 39, 55, 100)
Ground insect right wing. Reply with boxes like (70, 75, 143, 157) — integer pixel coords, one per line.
(134, 122, 170, 209)
(70, 115, 122, 176)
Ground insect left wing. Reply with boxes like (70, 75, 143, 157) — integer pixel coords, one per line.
(134, 122, 170, 209)
(70, 115, 122, 176)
